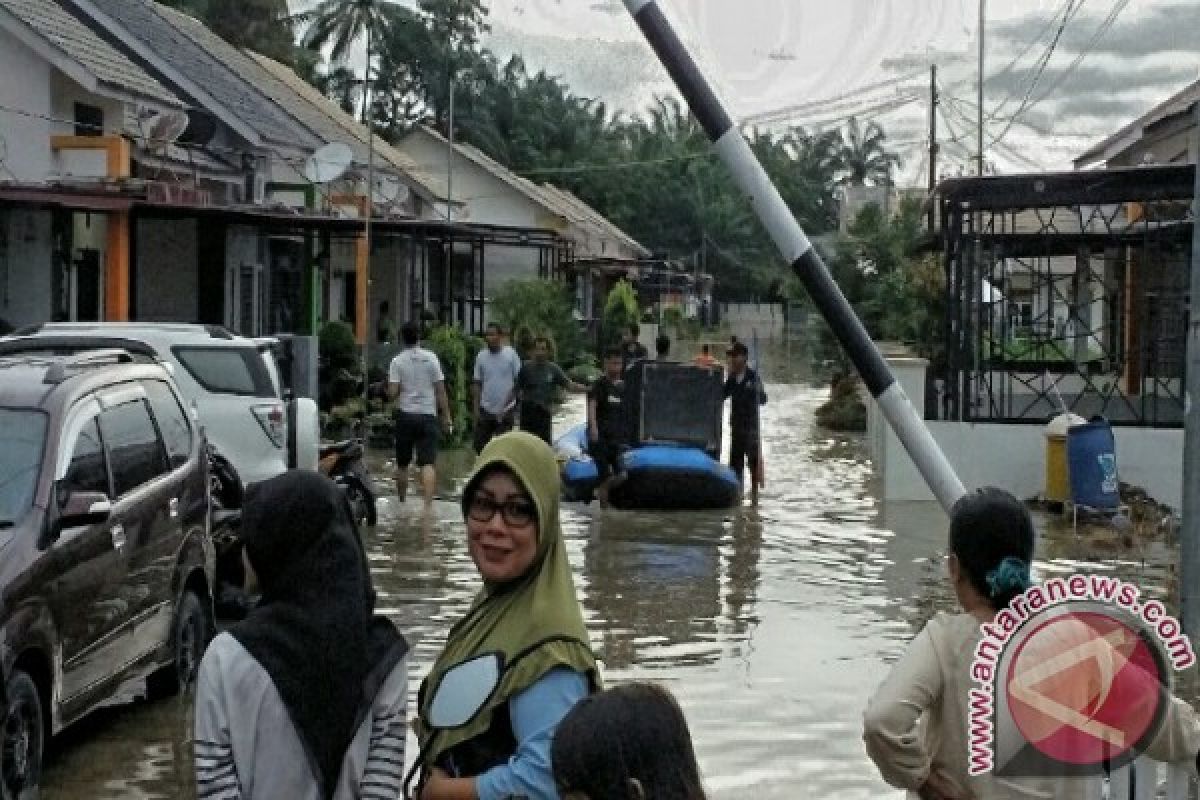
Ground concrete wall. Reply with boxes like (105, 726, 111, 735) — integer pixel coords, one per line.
(0, 27, 56, 182)
(869, 353, 1184, 510)
(0, 209, 53, 328)
(136, 218, 198, 321)
(721, 302, 785, 341)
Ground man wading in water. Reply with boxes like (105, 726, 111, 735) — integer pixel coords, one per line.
(724, 341, 766, 504)
(472, 323, 522, 453)
(588, 347, 631, 508)
(516, 336, 585, 445)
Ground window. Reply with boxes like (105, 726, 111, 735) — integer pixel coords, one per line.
(0, 410, 48, 522)
(145, 381, 192, 468)
(173, 346, 275, 397)
(74, 103, 104, 137)
(100, 401, 167, 497)
(63, 417, 109, 498)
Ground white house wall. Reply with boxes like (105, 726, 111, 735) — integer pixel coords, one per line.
(0, 209, 53, 328)
(136, 218, 198, 322)
(0, 27, 55, 182)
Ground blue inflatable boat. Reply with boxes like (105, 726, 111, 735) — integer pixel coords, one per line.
(555, 425, 739, 510)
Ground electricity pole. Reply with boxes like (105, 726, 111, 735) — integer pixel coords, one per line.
(928, 63, 939, 232)
(977, 0, 986, 176)
(363, 24, 374, 406)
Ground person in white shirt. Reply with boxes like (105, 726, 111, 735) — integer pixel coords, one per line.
(472, 323, 522, 453)
(388, 322, 451, 506)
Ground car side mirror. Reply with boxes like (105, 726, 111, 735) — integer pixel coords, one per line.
(59, 491, 112, 529)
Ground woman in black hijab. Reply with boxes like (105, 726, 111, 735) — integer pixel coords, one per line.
(194, 470, 408, 800)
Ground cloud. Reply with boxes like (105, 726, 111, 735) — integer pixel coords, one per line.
(985, 62, 1197, 97)
(1054, 93, 1145, 118)
(485, 23, 672, 106)
(993, 1, 1200, 58)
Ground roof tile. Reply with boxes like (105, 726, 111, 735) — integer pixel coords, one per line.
(0, 0, 181, 106)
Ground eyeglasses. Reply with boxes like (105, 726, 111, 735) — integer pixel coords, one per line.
(467, 494, 536, 527)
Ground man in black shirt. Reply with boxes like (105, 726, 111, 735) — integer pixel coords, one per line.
(723, 341, 767, 503)
(620, 324, 649, 372)
(588, 347, 630, 508)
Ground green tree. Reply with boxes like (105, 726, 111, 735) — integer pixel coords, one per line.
(489, 279, 587, 367)
(155, 0, 303, 66)
(296, 0, 416, 136)
(838, 116, 902, 187)
(602, 280, 640, 348)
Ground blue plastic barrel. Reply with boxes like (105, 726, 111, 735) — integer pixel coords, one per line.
(1066, 417, 1120, 510)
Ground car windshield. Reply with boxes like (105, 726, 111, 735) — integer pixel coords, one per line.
(0, 409, 47, 525)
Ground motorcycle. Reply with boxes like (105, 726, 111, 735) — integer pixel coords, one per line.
(320, 439, 378, 527)
(207, 445, 255, 619)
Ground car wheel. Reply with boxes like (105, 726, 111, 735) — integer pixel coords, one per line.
(148, 591, 209, 699)
(2, 670, 43, 798)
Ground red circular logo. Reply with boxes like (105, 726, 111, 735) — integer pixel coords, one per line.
(1005, 611, 1167, 768)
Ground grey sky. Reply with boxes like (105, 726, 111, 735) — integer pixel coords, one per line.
(480, 0, 1200, 182)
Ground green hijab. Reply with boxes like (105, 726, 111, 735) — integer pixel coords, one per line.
(416, 431, 599, 766)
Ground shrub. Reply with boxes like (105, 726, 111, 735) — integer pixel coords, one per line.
(815, 373, 867, 432)
(318, 321, 361, 411)
(602, 279, 640, 349)
(490, 279, 587, 367)
(423, 324, 483, 447)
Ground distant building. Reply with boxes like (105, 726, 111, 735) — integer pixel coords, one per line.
(1074, 79, 1200, 170)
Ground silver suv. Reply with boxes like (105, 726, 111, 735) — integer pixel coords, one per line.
(0, 324, 318, 487)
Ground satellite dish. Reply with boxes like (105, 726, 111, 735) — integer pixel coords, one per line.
(305, 142, 354, 184)
(373, 174, 403, 204)
(179, 109, 217, 146)
(146, 110, 189, 152)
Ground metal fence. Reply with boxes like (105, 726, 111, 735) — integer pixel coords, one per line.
(938, 165, 1195, 427)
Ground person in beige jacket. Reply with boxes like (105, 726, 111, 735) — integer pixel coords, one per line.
(864, 488, 1200, 800)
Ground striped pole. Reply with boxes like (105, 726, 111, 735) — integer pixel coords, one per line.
(623, 0, 967, 512)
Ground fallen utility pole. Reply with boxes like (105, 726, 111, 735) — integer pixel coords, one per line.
(621, 0, 967, 512)
(1181, 103, 1200, 641)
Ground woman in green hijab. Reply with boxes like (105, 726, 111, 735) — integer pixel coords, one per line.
(414, 432, 599, 800)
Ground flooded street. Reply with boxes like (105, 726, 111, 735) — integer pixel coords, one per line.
(39, 352, 1185, 799)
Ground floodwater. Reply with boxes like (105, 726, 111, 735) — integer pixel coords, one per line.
(40, 344, 1185, 799)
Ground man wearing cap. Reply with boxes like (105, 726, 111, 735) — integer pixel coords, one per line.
(723, 341, 767, 500)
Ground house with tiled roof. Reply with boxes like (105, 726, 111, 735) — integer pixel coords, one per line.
(0, 0, 577, 342)
(0, 0, 205, 327)
(398, 125, 647, 323)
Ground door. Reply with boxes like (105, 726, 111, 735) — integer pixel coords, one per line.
(73, 248, 101, 322)
(96, 389, 174, 670)
(51, 407, 127, 709)
(126, 379, 201, 661)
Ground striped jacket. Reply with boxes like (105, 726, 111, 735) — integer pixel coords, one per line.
(194, 632, 409, 800)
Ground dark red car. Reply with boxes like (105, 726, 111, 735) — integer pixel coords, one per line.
(0, 350, 214, 797)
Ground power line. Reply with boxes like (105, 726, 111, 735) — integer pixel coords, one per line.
(986, 0, 1084, 123)
(740, 70, 928, 126)
(986, 0, 1084, 146)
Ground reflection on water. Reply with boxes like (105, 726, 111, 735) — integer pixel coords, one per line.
(39, 352, 1187, 799)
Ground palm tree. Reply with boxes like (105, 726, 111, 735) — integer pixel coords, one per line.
(296, 1, 409, 125)
(838, 117, 902, 187)
(296, 0, 407, 400)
